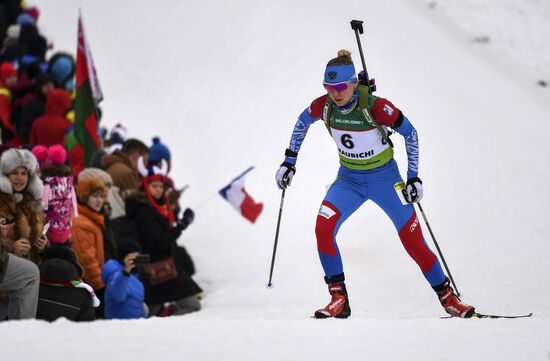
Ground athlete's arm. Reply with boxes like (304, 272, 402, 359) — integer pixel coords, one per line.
(370, 97, 419, 179)
(393, 115, 419, 180)
(283, 95, 327, 165)
(284, 109, 315, 165)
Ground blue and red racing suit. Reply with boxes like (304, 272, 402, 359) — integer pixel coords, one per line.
(284, 90, 446, 286)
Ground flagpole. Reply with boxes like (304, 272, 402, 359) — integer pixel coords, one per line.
(194, 192, 218, 210)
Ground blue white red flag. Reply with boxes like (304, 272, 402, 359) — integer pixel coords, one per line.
(219, 167, 263, 223)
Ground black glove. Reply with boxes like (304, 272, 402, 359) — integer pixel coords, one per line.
(275, 149, 298, 190)
(177, 208, 195, 230)
(275, 162, 296, 190)
(402, 177, 423, 203)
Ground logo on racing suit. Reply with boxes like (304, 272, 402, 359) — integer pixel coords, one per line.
(409, 216, 419, 232)
(319, 204, 336, 219)
(334, 118, 363, 125)
(383, 104, 394, 116)
(339, 148, 374, 158)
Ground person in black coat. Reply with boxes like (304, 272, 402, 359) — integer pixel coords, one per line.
(15, 72, 55, 144)
(36, 246, 96, 322)
(125, 157, 201, 316)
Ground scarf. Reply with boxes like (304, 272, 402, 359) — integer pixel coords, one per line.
(141, 177, 175, 224)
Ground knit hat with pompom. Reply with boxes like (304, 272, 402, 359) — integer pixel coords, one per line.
(32, 144, 67, 168)
(149, 136, 171, 163)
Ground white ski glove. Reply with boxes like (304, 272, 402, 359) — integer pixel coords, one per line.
(403, 177, 423, 203)
(275, 162, 296, 190)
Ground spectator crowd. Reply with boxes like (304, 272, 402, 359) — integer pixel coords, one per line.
(0, 1, 201, 321)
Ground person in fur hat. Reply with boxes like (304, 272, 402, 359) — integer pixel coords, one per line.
(71, 177, 107, 318)
(0, 148, 48, 264)
(77, 167, 117, 261)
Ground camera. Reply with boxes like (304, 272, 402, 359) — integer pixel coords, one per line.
(133, 254, 150, 265)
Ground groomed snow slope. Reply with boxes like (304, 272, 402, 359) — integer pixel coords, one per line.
(3, 1, 550, 360)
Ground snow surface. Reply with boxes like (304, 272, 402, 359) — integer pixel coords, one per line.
(3, 0, 550, 360)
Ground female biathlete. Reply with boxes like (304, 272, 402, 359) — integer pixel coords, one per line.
(275, 50, 475, 319)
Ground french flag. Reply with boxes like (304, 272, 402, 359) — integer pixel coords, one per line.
(219, 167, 264, 223)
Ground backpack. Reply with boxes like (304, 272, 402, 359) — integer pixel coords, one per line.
(42, 175, 77, 245)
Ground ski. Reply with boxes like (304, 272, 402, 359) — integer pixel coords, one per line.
(441, 312, 533, 319)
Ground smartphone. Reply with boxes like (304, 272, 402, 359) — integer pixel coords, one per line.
(133, 254, 150, 265)
(41, 223, 50, 236)
(2, 218, 16, 225)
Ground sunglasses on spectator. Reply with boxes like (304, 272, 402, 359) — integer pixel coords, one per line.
(323, 80, 357, 93)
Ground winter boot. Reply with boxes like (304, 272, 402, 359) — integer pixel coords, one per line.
(434, 277, 475, 318)
(157, 302, 178, 317)
(314, 283, 351, 319)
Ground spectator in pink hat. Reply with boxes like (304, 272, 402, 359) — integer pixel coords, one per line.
(32, 144, 77, 246)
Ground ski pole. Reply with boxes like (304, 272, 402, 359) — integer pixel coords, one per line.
(267, 188, 286, 288)
(416, 202, 461, 296)
(350, 20, 370, 87)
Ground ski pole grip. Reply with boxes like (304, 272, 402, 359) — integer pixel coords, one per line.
(350, 20, 364, 34)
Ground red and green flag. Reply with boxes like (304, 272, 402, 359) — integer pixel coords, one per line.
(67, 12, 103, 176)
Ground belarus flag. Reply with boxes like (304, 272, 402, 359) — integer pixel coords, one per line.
(219, 167, 263, 223)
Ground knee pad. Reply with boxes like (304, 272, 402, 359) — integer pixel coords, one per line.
(315, 201, 340, 256)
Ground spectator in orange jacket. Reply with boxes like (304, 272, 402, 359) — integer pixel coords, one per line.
(71, 177, 107, 317)
(29, 88, 72, 146)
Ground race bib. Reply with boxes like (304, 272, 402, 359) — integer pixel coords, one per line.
(330, 127, 386, 160)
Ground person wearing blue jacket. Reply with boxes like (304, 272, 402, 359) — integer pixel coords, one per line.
(102, 241, 147, 319)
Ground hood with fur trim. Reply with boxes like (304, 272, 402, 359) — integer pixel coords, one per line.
(0, 148, 43, 203)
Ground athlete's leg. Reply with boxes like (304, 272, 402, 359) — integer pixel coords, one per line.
(369, 165, 445, 286)
(315, 176, 365, 280)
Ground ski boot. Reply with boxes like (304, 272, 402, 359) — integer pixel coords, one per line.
(434, 277, 475, 318)
(314, 282, 351, 319)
